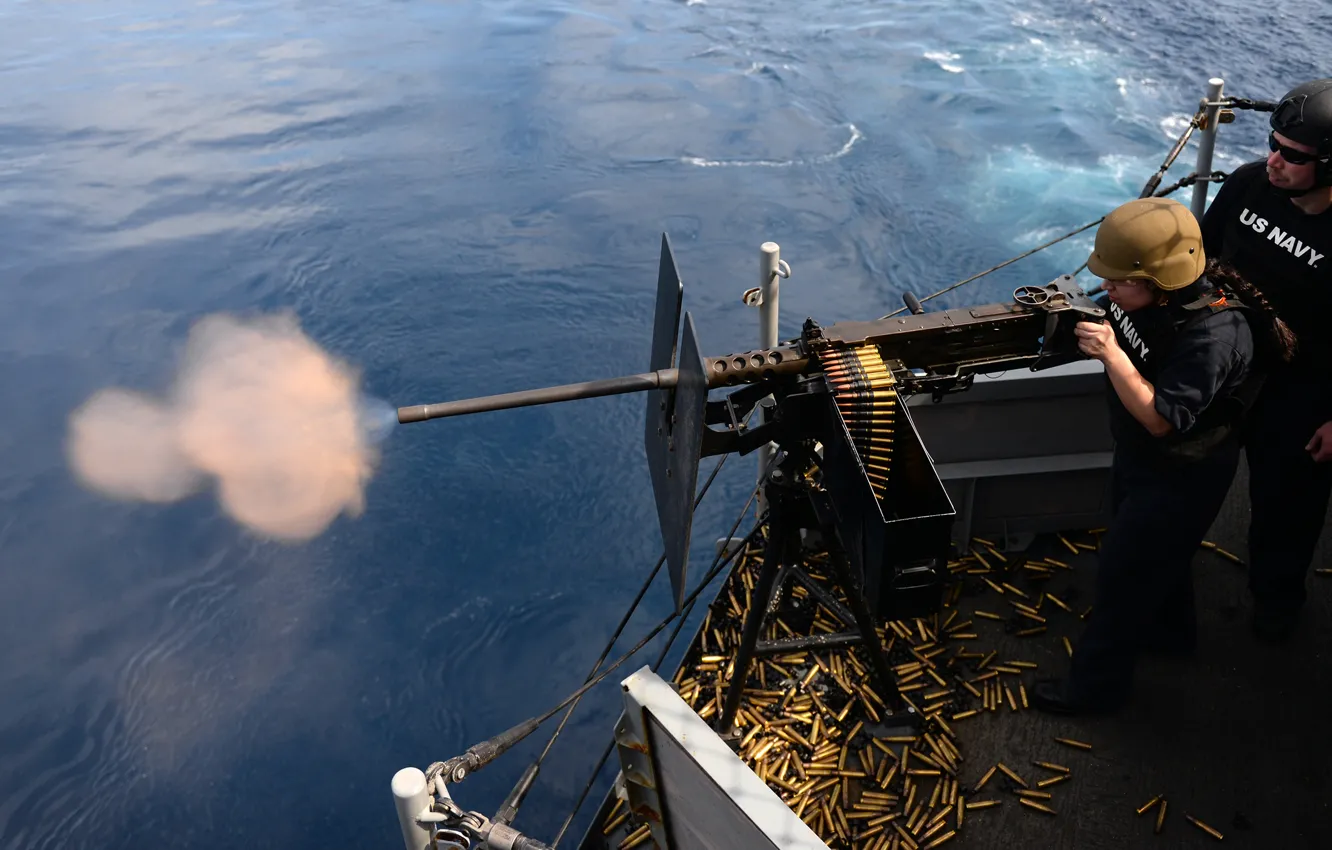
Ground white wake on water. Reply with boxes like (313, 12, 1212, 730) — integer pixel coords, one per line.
(923, 50, 964, 73)
(681, 123, 864, 167)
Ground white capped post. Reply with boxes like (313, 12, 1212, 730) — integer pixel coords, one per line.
(1191, 77, 1225, 222)
(756, 242, 788, 514)
(392, 767, 432, 850)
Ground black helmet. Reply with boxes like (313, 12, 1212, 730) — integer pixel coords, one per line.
(1270, 78, 1332, 187)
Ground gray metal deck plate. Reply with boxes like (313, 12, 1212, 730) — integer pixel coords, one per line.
(938, 457, 1331, 849)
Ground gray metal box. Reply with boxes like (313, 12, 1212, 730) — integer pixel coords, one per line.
(906, 359, 1115, 549)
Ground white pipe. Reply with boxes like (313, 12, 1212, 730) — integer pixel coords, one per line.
(757, 243, 782, 514)
(392, 767, 432, 850)
(1191, 77, 1225, 222)
(759, 242, 781, 350)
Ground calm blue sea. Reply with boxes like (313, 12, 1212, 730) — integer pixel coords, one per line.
(1, 1, 1326, 847)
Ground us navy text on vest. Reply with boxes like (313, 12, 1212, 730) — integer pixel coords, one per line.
(1238, 208, 1326, 268)
(1108, 301, 1149, 359)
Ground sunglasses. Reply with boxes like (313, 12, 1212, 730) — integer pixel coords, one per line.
(1269, 131, 1321, 166)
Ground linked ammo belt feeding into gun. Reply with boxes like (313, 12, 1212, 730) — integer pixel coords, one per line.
(398, 234, 1103, 733)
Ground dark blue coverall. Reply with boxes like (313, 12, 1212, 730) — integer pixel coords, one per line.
(1202, 161, 1332, 636)
(1064, 287, 1255, 706)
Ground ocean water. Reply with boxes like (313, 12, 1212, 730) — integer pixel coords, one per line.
(1, 1, 1327, 848)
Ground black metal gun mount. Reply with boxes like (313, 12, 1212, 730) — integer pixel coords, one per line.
(397, 234, 1103, 732)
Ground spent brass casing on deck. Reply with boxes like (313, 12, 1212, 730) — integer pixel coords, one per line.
(1019, 799, 1056, 816)
(1136, 795, 1161, 815)
(620, 824, 653, 849)
(1033, 760, 1069, 774)
(1186, 815, 1224, 841)
(996, 763, 1027, 787)
(602, 811, 630, 835)
(974, 765, 997, 792)
(1155, 799, 1168, 833)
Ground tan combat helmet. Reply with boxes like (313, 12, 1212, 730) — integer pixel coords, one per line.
(1086, 197, 1206, 291)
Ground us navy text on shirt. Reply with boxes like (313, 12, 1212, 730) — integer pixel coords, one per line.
(1108, 300, 1150, 359)
(1238, 208, 1326, 268)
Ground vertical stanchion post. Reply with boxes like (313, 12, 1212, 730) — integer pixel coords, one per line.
(756, 242, 782, 516)
(392, 767, 432, 850)
(1191, 77, 1225, 222)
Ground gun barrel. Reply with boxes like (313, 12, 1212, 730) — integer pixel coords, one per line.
(397, 369, 680, 423)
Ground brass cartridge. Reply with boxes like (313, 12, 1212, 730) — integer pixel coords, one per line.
(973, 765, 997, 792)
(1185, 815, 1223, 841)
(996, 763, 1028, 787)
(1019, 798, 1056, 816)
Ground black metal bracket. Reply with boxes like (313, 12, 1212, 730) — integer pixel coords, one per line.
(715, 462, 920, 738)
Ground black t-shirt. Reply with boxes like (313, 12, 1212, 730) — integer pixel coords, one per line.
(1201, 160, 1332, 371)
(1094, 292, 1253, 461)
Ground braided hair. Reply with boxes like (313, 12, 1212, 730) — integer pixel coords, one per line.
(1205, 259, 1298, 364)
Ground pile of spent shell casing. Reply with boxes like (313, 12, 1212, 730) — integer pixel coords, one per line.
(598, 522, 1245, 849)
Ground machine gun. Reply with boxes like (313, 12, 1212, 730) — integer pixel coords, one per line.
(398, 234, 1104, 732)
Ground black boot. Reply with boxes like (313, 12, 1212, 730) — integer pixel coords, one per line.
(1030, 677, 1128, 716)
(1142, 627, 1198, 658)
(1251, 604, 1299, 645)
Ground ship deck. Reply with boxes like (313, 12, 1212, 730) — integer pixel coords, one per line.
(887, 459, 1332, 849)
(586, 456, 1331, 849)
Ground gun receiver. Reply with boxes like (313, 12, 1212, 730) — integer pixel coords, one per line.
(397, 234, 1104, 617)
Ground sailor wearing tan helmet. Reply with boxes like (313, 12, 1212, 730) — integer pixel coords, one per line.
(1032, 196, 1295, 715)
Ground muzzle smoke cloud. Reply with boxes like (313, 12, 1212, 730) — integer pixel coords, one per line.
(67, 312, 389, 542)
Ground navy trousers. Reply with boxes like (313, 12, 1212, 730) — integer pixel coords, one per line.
(1068, 442, 1240, 702)
(1242, 368, 1332, 617)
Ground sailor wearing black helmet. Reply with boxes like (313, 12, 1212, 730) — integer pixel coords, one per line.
(1201, 78, 1332, 644)
(1033, 197, 1296, 715)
